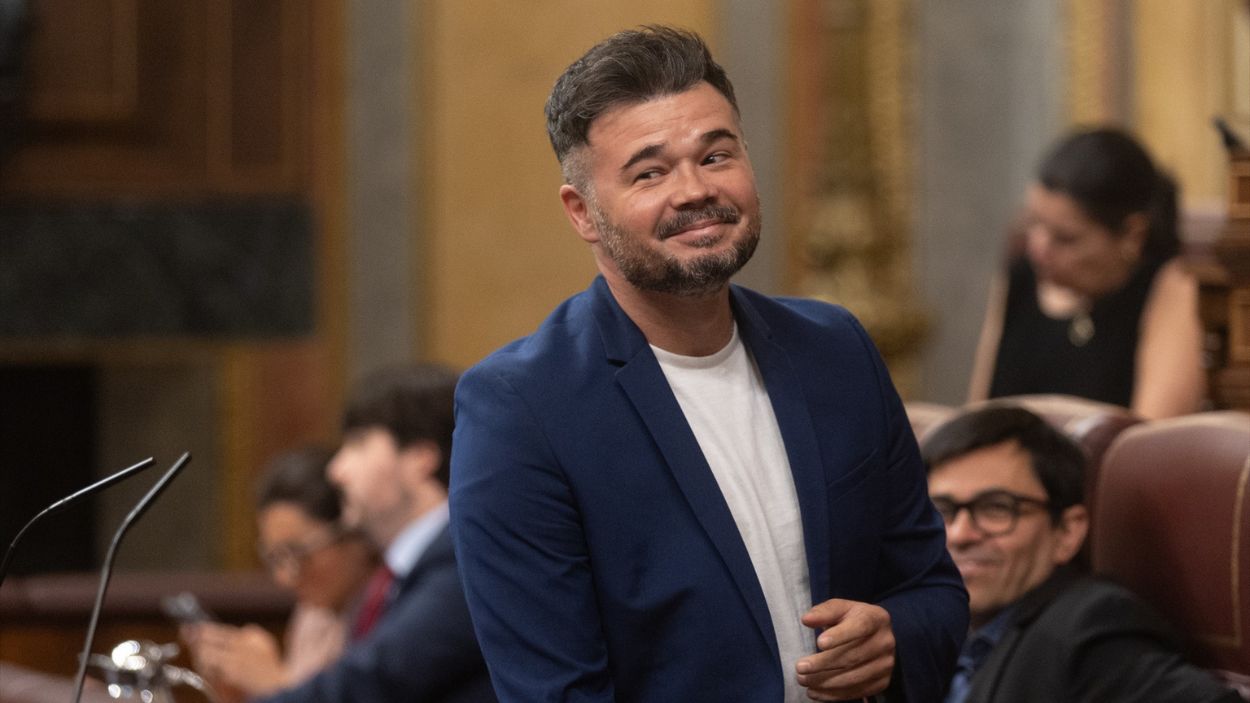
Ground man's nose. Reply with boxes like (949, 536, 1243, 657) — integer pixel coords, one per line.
(327, 452, 346, 485)
(1026, 225, 1053, 264)
(669, 163, 717, 208)
(945, 508, 984, 546)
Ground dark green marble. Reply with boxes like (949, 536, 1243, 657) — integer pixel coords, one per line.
(0, 198, 315, 337)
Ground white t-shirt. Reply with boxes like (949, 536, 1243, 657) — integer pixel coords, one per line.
(652, 325, 815, 702)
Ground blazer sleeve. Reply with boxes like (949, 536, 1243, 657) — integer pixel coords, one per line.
(847, 315, 969, 702)
(254, 548, 489, 703)
(448, 365, 615, 702)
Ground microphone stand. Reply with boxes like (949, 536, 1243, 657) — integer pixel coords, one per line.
(0, 457, 155, 590)
(71, 452, 191, 703)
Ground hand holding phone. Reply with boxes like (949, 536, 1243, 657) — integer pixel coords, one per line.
(161, 591, 216, 625)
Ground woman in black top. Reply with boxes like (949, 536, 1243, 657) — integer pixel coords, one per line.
(968, 128, 1204, 418)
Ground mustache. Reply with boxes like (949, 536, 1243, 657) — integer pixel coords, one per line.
(658, 205, 741, 239)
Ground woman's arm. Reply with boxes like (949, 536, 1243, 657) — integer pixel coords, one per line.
(968, 271, 1007, 403)
(1132, 258, 1206, 419)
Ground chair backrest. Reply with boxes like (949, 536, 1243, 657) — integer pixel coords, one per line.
(1091, 411, 1250, 684)
(903, 400, 958, 444)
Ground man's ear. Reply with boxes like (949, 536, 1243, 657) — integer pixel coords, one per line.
(560, 184, 601, 244)
(397, 440, 441, 486)
(1052, 504, 1090, 565)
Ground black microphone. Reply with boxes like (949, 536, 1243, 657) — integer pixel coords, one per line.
(71, 451, 192, 703)
(1214, 116, 1248, 153)
(0, 456, 156, 590)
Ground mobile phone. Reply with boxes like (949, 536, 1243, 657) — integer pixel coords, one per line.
(161, 591, 216, 625)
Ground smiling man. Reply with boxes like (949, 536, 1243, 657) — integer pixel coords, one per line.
(448, 26, 966, 702)
(923, 405, 1241, 703)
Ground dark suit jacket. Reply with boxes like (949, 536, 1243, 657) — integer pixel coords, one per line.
(449, 277, 968, 702)
(966, 572, 1241, 702)
(257, 526, 495, 703)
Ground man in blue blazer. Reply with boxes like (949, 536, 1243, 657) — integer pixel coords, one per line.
(449, 27, 967, 702)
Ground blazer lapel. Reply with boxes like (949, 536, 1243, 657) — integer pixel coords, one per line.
(966, 571, 1076, 702)
(731, 287, 832, 604)
(590, 278, 777, 653)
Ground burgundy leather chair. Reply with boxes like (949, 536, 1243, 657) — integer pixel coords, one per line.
(1092, 411, 1250, 693)
(903, 400, 958, 444)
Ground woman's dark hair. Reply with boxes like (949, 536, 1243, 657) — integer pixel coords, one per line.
(1037, 127, 1180, 264)
(921, 405, 1087, 519)
(254, 445, 341, 523)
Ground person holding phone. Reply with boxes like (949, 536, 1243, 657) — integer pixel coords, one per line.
(182, 446, 378, 699)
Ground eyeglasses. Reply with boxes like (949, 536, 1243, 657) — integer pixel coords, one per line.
(257, 527, 345, 578)
(930, 490, 1051, 537)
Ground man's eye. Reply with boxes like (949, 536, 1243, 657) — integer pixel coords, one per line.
(703, 152, 728, 165)
(635, 170, 661, 182)
(977, 501, 1015, 517)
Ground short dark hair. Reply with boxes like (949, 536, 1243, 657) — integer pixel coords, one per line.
(343, 363, 460, 488)
(1037, 127, 1179, 265)
(545, 25, 739, 185)
(255, 445, 341, 523)
(921, 405, 1087, 518)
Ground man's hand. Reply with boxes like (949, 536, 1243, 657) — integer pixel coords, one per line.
(795, 599, 895, 701)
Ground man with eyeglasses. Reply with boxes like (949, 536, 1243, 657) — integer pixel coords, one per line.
(923, 405, 1241, 703)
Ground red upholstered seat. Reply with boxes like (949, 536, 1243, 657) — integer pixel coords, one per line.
(1092, 411, 1250, 689)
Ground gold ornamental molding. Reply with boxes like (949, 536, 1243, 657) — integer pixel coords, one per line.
(1064, 0, 1127, 125)
(788, 0, 926, 393)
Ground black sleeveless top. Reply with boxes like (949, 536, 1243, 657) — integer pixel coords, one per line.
(988, 256, 1164, 407)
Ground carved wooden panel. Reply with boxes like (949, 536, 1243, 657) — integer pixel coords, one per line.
(25, 0, 139, 122)
(1205, 149, 1250, 410)
(784, 0, 926, 394)
(1, 0, 307, 197)
(1233, 158, 1250, 220)
(0, 1, 343, 574)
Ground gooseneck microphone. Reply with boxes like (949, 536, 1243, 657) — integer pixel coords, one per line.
(0, 457, 156, 590)
(72, 451, 192, 703)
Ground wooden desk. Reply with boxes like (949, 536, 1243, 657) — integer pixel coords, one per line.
(0, 571, 291, 682)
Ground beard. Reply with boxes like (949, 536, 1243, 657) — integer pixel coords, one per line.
(591, 201, 761, 297)
(342, 484, 414, 548)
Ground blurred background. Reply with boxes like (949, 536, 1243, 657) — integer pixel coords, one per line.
(0, 0, 1246, 577)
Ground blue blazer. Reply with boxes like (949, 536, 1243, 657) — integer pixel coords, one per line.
(258, 526, 496, 703)
(450, 277, 967, 702)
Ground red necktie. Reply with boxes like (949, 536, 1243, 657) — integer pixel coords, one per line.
(351, 564, 395, 640)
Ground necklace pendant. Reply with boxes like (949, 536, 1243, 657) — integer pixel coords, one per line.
(1069, 312, 1095, 346)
